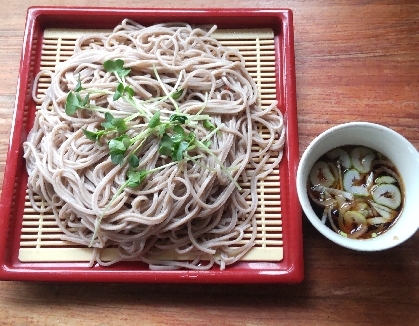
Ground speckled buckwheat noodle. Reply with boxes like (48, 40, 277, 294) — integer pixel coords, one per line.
(23, 19, 285, 270)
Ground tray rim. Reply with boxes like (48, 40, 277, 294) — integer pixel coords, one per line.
(0, 6, 303, 283)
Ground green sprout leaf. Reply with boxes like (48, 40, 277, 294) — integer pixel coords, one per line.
(65, 92, 79, 115)
(185, 131, 196, 143)
(81, 93, 89, 106)
(174, 141, 189, 161)
(108, 135, 131, 165)
(125, 85, 135, 97)
(111, 118, 127, 132)
(103, 60, 118, 73)
(171, 89, 183, 100)
(75, 74, 83, 92)
(110, 153, 124, 165)
(171, 125, 185, 143)
(108, 138, 127, 152)
(159, 133, 173, 156)
(169, 114, 187, 124)
(116, 123, 127, 134)
(203, 119, 216, 131)
(148, 111, 161, 128)
(113, 83, 135, 101)
(101, 121, 114, 129)
(65, 91, 90, 116)
(105, 112, 114, 123)
(156, 123, 191, 161)
(126, 169, 148, 188)
(101, 112, 127, 133)
(157, 124, 167, 136)
(104, 59, 131, 77)
(113, 120, 125, 128)
(113, 83, 124, 101)
(83, 129, 100, 142)
(128, 154, 140, 168)
(119, 135, 131, 149)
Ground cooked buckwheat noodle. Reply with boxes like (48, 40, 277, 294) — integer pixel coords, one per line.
(23, 19, 285, 270)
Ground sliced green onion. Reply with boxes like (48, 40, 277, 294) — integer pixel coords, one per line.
(350, 146, 375, 173)
(343, 169, 369, 196)
(313, 185, 354, 200)
(368, 200, 397, 220)
(338, 210, 368, 239)
(326, 148, 351, 169)
(353, 201, 370, 217)
(367, 217, 392, 225)
(372, 183, 401, 209)
(375, 175, 397, 184)
(309, 161, 335, 187)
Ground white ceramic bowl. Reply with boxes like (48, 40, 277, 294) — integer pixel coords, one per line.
(296, 122, 419, 251)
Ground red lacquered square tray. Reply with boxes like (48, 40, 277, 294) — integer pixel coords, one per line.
(0, 7, 302, 283)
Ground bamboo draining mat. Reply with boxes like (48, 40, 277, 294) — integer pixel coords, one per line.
(19, 28, 283, 263)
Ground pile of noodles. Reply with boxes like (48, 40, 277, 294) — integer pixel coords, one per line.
(23, 19, 285, 270)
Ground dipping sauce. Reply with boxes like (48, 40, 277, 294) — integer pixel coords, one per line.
(307, 145, 404, 239)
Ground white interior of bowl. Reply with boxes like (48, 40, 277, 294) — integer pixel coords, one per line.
(297, 122, 419, 251)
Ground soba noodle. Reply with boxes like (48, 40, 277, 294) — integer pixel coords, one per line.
(23, 20, 285, 270)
